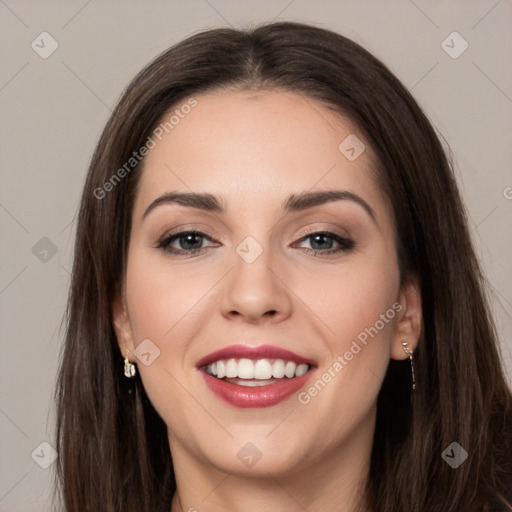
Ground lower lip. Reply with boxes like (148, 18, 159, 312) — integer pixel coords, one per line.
(200, 370, 315, 408)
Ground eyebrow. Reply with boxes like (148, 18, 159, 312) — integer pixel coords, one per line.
(142, 190, 377, 223)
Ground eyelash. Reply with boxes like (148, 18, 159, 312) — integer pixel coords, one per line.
(155, 229, 355, 258)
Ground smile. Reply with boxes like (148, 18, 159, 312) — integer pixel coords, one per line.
(206, 358, 310, 381)
(197, 345, 317, 408)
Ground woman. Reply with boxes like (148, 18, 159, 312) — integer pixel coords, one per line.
(54, 21, 512, 511)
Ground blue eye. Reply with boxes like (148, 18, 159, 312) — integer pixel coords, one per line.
(156, 229, 354, 257)
(156, 230, 215, 256)
(296, 231, 354, 254)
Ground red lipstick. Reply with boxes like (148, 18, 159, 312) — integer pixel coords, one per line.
(196, 344, 317, 408)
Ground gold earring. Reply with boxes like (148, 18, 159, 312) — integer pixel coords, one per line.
(401, 342, 416, 391)
(124, 350, 136, 378)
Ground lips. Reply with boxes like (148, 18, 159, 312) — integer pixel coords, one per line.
(196, 344, 316, 368)
(196, 344, 317, 408)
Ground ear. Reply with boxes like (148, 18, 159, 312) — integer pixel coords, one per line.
(111, 283, 135, 361)
(390, 275, 422, 360)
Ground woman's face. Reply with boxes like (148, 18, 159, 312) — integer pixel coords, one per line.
(113, 89, 420, 479)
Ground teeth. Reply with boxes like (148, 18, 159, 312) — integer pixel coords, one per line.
(225, 358, 238, 378)
(238, 358, 254, 379)
(216, 360, 226, 379)
(230, 379, 275, 387)
(285, 361, 296, 378)
(254, 359, 272, 379)
(272, 360, 285, 378)
(295, 363, 308, 377)
(205, 358, 311, 380)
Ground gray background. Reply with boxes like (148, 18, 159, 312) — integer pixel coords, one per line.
(1, 1, 511, 510)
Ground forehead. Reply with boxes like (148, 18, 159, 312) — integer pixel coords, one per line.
(133, 89, 388, 221)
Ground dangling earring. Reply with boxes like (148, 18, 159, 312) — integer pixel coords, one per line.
(401, 341, 416, 391)
(124, 350, 136, 378)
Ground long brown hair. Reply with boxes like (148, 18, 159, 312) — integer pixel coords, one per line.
(54, 21, 512, 511)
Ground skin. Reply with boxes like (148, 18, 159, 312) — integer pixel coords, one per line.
(112, 89, 422, 512)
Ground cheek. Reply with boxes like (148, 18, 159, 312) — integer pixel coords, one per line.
(299, 247, 400, 353)
(297, 245, 400, 405)
(125, 245, 210, 347)
(123, 248, 207, 425)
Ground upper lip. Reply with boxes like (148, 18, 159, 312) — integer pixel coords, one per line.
(196, 344, 317, 368)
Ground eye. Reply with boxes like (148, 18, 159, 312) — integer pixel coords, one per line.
(156, 229, 354, 258)
(294, 230, 354, 255)
(156, 230, 217, 257)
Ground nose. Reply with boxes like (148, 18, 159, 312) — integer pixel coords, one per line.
(219, 243, 293, 324)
